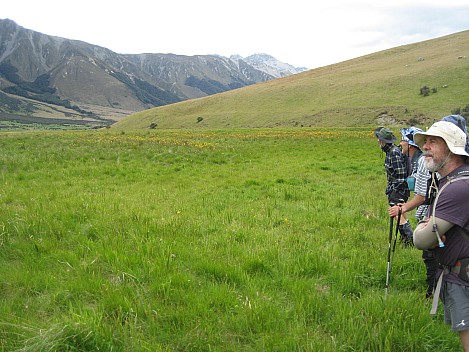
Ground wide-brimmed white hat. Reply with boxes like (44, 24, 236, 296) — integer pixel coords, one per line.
(414, 121, 469, 157)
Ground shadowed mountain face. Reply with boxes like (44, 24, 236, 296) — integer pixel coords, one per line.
(0, 18, 295, 123)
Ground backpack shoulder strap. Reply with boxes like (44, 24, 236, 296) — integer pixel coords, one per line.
(431, 174, 469, 247)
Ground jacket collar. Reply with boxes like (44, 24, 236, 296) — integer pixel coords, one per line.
(381, 143, 395, 153)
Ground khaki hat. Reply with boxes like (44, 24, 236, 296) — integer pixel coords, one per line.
(414, 121, 469, 157)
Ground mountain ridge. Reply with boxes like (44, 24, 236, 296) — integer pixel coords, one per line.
(112, 29, 469, 130)
(0, 18, 304, 127)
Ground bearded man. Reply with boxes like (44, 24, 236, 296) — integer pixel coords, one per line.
(413, 120, 469, 351)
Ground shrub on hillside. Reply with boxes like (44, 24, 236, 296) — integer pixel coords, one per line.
(408, 117, 422, 126)
(419, 85, 438, 97)
(420, 86, 430, 96)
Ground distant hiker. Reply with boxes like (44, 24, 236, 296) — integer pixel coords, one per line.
(400, 126, 423, 174)
(388, 127, 436, 296)
(375, 127, 411, 242)
(413, 121, 469, 351)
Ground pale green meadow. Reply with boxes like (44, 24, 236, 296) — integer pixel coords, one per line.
(0, 128, 459, 351)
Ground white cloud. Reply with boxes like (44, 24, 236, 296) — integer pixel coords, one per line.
(1, 0, 468, 69)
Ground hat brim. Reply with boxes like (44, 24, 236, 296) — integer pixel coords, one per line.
(414, 131, 469, 157)
(378, 137, 397, 143)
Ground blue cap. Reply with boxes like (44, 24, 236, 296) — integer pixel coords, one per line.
(400, 126, 423, 148)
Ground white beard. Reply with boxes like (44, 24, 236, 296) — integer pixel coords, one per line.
(423, 157, 438, 172)
(423, 151, 451, 172)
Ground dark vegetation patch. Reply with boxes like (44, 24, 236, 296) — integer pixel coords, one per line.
(110, 72, 181, 106)
(0, 112, 112, 130)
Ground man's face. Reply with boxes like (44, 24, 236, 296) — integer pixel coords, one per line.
(422, 136, 450, 172)
(400, 138, 409, 156)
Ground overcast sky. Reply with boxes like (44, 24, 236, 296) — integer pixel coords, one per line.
(2, 0, 468, 69)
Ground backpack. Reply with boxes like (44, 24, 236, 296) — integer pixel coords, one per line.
(429, 169, 469, 247)
(429, 169, 469, 315)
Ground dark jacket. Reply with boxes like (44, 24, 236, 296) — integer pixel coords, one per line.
(382, 143, 410, 204)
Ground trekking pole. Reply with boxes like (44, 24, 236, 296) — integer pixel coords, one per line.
(385, 201, 404, 298)
(384, 202, 395, 299)
(390, 205, 402, 269)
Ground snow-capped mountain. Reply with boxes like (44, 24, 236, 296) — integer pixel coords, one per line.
(231, 53, 308, 78)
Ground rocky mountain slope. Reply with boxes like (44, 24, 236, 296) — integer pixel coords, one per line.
(0, 19, 305, 126)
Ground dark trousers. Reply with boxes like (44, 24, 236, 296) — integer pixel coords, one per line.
(422, 250, 438, 297)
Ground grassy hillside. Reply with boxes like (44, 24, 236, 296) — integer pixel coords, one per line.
(113, 30, 469, 130)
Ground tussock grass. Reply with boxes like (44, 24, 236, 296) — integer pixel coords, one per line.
(0, 128, 460, 351)
(0, 320, 118, 352)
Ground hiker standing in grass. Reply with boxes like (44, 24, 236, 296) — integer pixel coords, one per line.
(375, 127, 411, 242)
(388, 127, 436, 297)
(413, 121, 469, 351)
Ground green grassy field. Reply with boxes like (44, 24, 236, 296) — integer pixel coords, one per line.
(0, 128, 460, 351)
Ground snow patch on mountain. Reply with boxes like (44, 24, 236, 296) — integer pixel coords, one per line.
(230, 53, 308, 78)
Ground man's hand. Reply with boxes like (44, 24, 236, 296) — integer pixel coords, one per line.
(388, 204, 403, 218)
